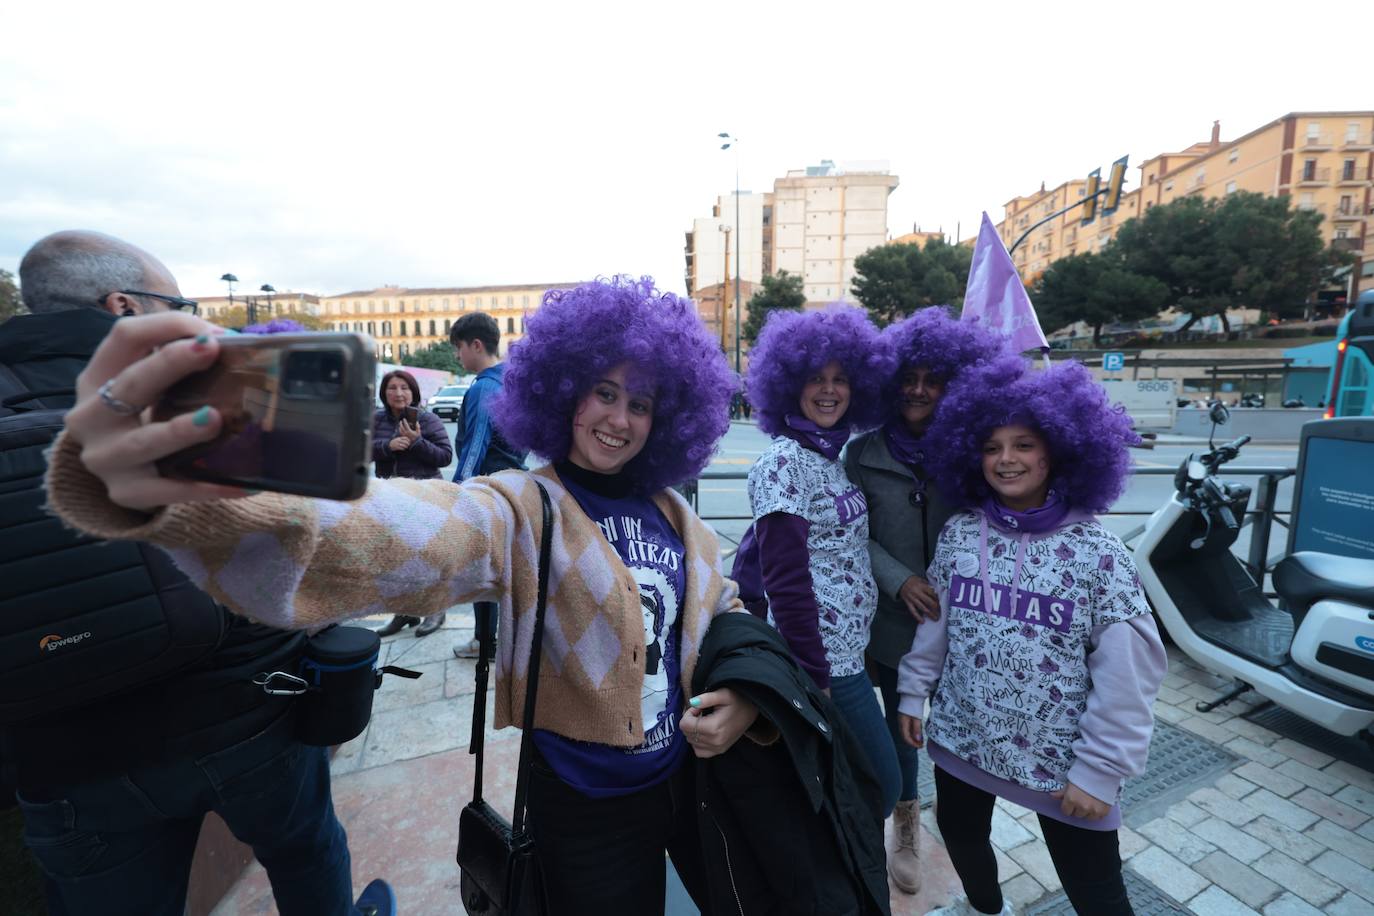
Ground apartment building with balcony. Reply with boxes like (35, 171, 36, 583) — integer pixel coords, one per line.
(993, 112, 1374, 297)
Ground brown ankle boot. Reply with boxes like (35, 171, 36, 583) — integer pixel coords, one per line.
(889, 798, 921, 894)
(415, 612, 447, 637)
(376, 615, 420, 637)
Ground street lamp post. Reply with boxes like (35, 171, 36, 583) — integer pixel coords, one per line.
(220, 273, 238, 315)
(718, 132, 742, 373)
(718, 224, 731, 352)
(260, 284, 276, 319)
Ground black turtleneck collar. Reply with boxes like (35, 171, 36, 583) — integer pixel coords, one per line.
(554, 459, 635, 500)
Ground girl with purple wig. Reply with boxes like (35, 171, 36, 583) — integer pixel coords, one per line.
(737, 306, 904, 817)
(44, 276, 772, 916)
(896, 361, 1167, 916)
(843, 306, 1017, 896)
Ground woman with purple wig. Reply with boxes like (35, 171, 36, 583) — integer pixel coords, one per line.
(739, 306, 903, 817)
(843, 306, 1017, 896)
(43, 276, 770, 915)
(896, 361, 1167, 916)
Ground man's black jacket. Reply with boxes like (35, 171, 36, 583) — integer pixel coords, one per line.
(692, 612, 891, 916)
(0, 309, 303, 792)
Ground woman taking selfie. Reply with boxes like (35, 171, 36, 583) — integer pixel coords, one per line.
(44, 277, 779, 915)
(372, 367, 454, 637)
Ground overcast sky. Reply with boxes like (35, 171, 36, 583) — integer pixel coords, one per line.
(1, 0, 1364, 301)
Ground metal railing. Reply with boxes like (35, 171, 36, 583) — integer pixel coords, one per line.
(684, 464, 1297, 579)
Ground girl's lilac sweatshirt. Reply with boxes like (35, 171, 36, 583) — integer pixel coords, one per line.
(897, 508, 1167, 829)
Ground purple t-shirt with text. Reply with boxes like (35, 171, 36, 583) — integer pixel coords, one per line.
(533, 471, 688, 797)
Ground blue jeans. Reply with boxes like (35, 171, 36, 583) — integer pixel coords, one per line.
(829, 671, 901, 817)
(17, 709, 360, 916)
(873, 659, 921, 802)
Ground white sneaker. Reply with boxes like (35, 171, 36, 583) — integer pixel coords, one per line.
(925, 896, 1014, 916)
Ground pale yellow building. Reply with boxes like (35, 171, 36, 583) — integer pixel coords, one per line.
(317, 283, 580, 362)
(197, 292, 320, 321)
(994, 112, 1374, 298)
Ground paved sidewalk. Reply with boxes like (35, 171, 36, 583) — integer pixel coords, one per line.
(213, 613, 1374, 915)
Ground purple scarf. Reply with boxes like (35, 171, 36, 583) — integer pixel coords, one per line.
(782, 414, 849, 462)
(883, 418, 927, 468)
(980, 489, 1070, 535)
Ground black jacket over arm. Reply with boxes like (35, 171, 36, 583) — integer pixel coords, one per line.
(692, 612, 891, 916)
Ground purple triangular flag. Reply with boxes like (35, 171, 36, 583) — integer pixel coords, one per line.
(961, 212, 1048, 354)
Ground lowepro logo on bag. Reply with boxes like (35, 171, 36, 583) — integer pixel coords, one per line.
(39, 631, 93, 653)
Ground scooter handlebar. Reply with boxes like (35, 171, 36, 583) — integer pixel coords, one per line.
(1206, 435, 1252, 470)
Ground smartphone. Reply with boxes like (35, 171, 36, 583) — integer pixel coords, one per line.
(402, 406, 419, 426)
(153, 333, 376, 500)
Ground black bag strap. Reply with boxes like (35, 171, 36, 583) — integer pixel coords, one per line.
(468, 479, 553, 834)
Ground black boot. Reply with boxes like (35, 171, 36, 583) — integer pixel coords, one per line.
(376, 615, 420, 637)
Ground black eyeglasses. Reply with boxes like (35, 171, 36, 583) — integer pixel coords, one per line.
(104, 290, 200, 315)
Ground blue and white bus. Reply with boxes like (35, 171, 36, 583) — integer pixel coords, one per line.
(1325, 288, 1374, 418)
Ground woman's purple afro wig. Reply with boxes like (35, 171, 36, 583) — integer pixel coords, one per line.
(491, 276, 736, 493)
(880, 307, 1017, 421)
(924, 360, 1138, 512)
(746, 306, 890, 436)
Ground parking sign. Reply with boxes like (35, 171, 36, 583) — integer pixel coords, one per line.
(1103, 352, 1125, 372)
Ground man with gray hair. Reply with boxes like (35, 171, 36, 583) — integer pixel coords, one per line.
(0, 231, 201, 405)
(0, 231, 395, 916)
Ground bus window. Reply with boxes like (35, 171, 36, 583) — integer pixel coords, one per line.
(1337, 354, 1368, 417)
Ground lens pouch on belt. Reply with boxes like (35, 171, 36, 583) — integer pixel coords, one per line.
(254, 625, 421, 747)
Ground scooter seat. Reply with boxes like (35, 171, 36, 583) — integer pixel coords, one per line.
(1273, 551, 1374, 613)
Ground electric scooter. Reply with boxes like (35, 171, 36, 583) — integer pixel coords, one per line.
(1133, 407, 1374, 738)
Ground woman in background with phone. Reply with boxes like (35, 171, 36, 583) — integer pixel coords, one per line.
(372, 368, 454, 637)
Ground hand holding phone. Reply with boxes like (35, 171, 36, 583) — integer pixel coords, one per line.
(153, 332, 376, 499)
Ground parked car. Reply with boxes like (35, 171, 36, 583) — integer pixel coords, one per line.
(427, 383, 469, 421)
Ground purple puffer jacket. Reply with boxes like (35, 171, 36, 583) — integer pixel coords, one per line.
(372, 407, 453, 480)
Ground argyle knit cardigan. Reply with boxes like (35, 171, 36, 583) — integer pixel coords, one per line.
(43, 433, 743, 747)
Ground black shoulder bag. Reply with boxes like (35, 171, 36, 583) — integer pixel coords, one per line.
(457, 480, 552, 916)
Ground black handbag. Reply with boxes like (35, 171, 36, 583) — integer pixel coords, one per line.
(457, 480, 552, 916)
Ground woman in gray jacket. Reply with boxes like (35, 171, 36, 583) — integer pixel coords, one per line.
(844, 307, 1013, 895)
